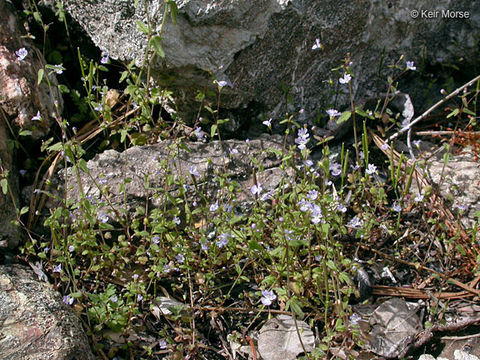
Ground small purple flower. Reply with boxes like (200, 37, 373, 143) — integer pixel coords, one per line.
(200, 240, 209, 251)
(163, 264, 172, 274)
(414, 193, 424, 203)
(337, 203, 347, 213)
(216, 233, 231, 248)
(63, 295, 74, 305)
(152, 236, 160, 245)
(348, 216, 363, 229)
(326, 109, 341, 117)
(330, 162, 342, 177)
(413, 140, 422, 147)
(365, 164, 377, 175)
(295, 128, 310, 150)
(304, 159, 313, 168)
(299, 199, 312, 212)
(380, 143, 389, 151)
(175, 254, 185, 263)
(339, 73, 352, 84)
(307, 189, 318, 201)
(350, 313, 362, 325)
(392, 201, 402, 212)
(406, 61, 416, 71)
(68, 245, 75, 252)
(262, 118, 272, 127)
(98, 211, 109, 223)
(110, 295, 118, 303)
(261, 289, 277, 306)
(188, 165, 199, 177)
(311, 204, 323, 224)
(137, 294, 143, 301)
(261, 190, 274, 201)
(94, 103, 103, 112)
(455, 203, 468, 212)
(312, 38, 322, 50)
(100, 51, 110, 64)
(215, 80, 228, 88)
(158, 339, 167, 349)
(229, 148, 239, 155)
(251, 183, 263, 196)
(15, 47, 28, 61)
(173, 216, 181, 225)
(133, 274, 139, 280)
(53, 264, 62, 273)
(31, 110, 42, 121)
(194, 126, 205, 140)
(209, 201, 219, 212)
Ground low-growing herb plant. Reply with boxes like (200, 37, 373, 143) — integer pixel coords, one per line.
(5, 2, 478, 359)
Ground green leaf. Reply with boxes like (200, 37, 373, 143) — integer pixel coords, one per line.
(48, 142, 64, 152)
(337, 110, 352, 124)
(355, 107, 372, 119)
(120, 129, 128, 143)
(0, 179, 8, 195)
(19, 130, 32, 137)
(20, 206, 29, 215)
(326, 260, 337, 271)
(37, 68, 44, 85)
(447, 108, 459, 118)
(168, 1, 178, 24)
(33, 11, 42, 24)
(135, 20, 149, 34)
(210, 124, 217, 138)
(58, 84, 70, 93)
(150, 36, 165, 58)
(217, 118, 230, 125)
(119, 70, 129, 83)
(286, 297, 305, 318)
(247, 240, 263, 251)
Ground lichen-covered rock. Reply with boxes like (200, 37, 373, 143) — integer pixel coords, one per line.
(0, 1, 62, 139)
(0, 264, 94, 360)
(40, 0, 479, 131)
(0, 1, 63, 248)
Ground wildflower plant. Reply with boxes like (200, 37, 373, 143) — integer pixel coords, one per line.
(12, 1, 480, 359)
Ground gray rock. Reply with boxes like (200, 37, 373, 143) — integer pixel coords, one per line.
(0, 1, 62, 139)
(40, 0, 479, 131)
(0, 2, 61, 248)
(257, 315, 315, 360)
(50, 135, 294, 222)
(0, 264, 94, 360)
(414, 144, 480, 229)
(369, 298, 423, 358)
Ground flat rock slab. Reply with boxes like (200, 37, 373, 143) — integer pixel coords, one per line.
(51, 135, 294, 221)
(0, 264, 94, 360)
